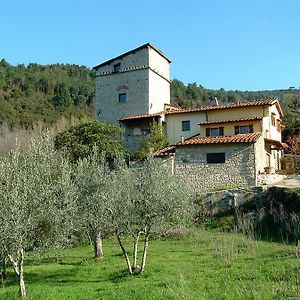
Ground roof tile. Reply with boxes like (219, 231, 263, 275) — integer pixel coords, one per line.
(198, 116, 262, 125)
(177, 133, 262, 146)
(119, 99, 283, 122)
(153, 145, 176, 157)
(165, 99, 282, 116)
(120, 112, 163, 121)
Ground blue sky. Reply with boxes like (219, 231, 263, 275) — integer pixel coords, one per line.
(1, 0, 300, 91)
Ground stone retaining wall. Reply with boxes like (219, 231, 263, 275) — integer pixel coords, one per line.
(198, 187, 264, 215)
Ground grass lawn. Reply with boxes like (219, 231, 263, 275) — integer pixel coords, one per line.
(1, 229, 300, 300)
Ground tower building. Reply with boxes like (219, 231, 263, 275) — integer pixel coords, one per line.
(93, 43, 171, 125)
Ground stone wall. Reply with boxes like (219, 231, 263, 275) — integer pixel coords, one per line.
(95, 46, 170, 125)
(96, 68, 149, 124)
(175, 143, 256, 192)
(198, 187, 264, 215)
(124, 134, 145, 154)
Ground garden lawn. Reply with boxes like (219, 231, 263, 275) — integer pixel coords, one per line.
(1, 229, 300, 300)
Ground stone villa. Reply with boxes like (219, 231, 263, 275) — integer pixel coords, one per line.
(93, 43, 287, 191)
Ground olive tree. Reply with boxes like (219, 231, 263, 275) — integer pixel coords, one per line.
(0, 134, 76, 298)
(54, 120, 127, 162)
(74, 151, 113, 258)
(111, 158, 193, 274)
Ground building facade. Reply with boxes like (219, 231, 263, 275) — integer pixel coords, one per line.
(94, 44, 287, 191)
(93, 43, 171, 125)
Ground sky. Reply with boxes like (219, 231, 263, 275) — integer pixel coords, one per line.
(1, 0, 300, 91)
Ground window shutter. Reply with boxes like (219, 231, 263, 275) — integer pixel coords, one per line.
(249, 124, 254, 133)
(234, 126, 239, 135)
(219, 127, 224, 136)
(206, 128, 210, 137)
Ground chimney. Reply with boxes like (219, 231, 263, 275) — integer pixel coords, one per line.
(181, 136, 184, 143)
(209, 97, 219, 106)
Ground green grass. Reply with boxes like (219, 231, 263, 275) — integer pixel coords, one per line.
(1, 229, 300, 299)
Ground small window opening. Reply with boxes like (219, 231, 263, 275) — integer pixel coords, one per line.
(114, 63, 121, 72)
(119, 93, 126, 103)
(182, 120, 190, 131)
(207, 153, 225, 163)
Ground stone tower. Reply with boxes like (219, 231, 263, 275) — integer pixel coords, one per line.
(93, 43, 171, 124)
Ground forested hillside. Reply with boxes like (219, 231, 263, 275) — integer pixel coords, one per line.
(0, 59, 95, 128)
(0, 59, 299, 138)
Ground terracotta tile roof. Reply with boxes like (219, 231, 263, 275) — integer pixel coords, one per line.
(153, 145, 176, 157)
(120, 99, 283, 122)
(165, 99, 283, 117)
(198, 116, 263, 125)
(120, 112, 163, 121)
(177, 133, 262, 146)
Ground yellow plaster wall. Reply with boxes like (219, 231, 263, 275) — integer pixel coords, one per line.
(165, 112, 206, 145)
(199, 120, 262, 137)
(165, 103, 283, 146)
(206, 106, 265, 121)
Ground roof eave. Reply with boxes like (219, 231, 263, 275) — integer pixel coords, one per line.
(93, 43, 171, 70)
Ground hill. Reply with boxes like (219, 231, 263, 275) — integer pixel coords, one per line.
(0, 60, 299, 138)
(0, 59, 95, 129)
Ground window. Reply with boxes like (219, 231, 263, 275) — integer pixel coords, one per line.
(118, 93, 126, 103)
(271, 113, 276, 126)
(234, 124, 253, 134)
(276, 119, 281, 132)
(207, 153, 225, 163)
(113, 63, 121, 72)
(205, 127, 224, 137)
(240, 126, 250, 134)
(182, 120, 190, 131)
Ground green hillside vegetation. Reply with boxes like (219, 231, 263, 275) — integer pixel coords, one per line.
(0, 59, 299, 139)
(1, 230, 299, 300)
(0, 59, 95, 128)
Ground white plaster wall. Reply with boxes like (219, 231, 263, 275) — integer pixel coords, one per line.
(254, 136, 266, 174)
(148, 47, 170, 80)
(268, 105, 282, 141)
(148, 70, 170, 114)
(261, 105, 282, 141)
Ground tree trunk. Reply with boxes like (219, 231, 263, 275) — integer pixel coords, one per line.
(116, 233, 133, 274)
(8, 249, 26, 298)
(0, 255, 7, 278)
(139, 226, 150, 274)
(18, 249, 26, 298)
(92, 231, 104, 258)
(132, 233, 140, 272)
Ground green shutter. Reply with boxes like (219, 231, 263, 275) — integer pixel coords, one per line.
(234, 126, 239, 135)
(219, 127, 224, 136)
(206, 128, 210, 137)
